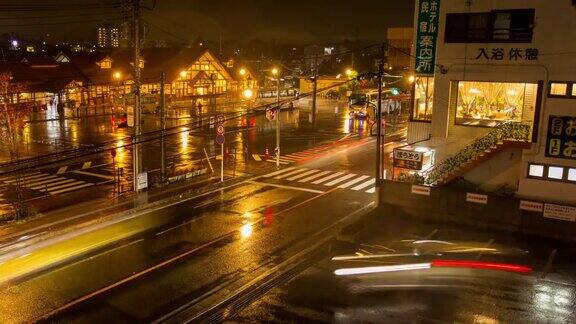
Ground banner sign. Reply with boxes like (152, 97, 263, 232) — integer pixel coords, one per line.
(414, 0, 440, 75)
(545, 115, 576, 160)
(466, 193, 488, 204)
(393, 149, 424, 170)
(519, 200, 544, 213)
(543, 203, 576, 222)
(411, 185, 431, 196)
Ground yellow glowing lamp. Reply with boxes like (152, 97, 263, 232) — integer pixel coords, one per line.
(242, 88, 254, 99)
(180, 70, 187, 78)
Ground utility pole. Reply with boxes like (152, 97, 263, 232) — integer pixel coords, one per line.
(375, 45, 385, 206)
(132, 0, 142, 192)
(275, 72, 281, 168)
(311, 54, 318, 128)
(160, 71, 166, 182)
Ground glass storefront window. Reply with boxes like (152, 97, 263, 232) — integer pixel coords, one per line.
(412, 76, 434, 121)
(455, 81, 538, 127)
(550, 82, 568, 96)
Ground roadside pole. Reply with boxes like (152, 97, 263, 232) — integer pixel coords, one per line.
(160, 72, 166, 182)
(311, 54, 318, 128)
(375, 46, 385, 206)
(221, 143, 224, 182)
(276, 73, 281, 168)
(132, 0, 142, 192)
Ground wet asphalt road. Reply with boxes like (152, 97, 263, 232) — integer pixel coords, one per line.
(233, 212, 576, 323)
(0, 128, 386, 323)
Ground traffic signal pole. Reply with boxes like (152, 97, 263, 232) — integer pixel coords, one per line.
(375, 51, 384, 206)
(132, 0, 142, 192)
(276, 74, 281, 168)
(160, 72, 166, 182)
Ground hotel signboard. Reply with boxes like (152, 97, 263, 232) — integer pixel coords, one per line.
(414, 0, 440, 75)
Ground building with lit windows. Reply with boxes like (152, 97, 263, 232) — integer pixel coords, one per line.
(404, 0, 576, 206)
(0, 48, 258, 116)
(110, 28, 120, 48)
(96, 27, 109, 48)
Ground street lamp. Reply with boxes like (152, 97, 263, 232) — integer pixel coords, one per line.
(271, 67, 281, 168)
(179, 70, 187, 78)
(408, 75, 415, 83)
(242, 88, 253, 99)
(113, 71, 122, 80)
(239, 68, 247, 76)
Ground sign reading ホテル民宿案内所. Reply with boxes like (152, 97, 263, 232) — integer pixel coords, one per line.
(414, 0, 440, 75)
(545, 115, 576, 160)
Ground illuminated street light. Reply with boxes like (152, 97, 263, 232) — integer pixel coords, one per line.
(242, 88, 254, 99)
(408, 75, 415, 83)
(271, 67, 279, 75)
(239, 68, 246, 76)
(113, 71, 121, 80)
(180, 70, 187, 78)
(345, 68, 353, 76)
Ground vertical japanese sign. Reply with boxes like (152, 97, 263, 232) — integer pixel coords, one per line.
(545, 116, 576, 160)
(414, 0, 440, 75)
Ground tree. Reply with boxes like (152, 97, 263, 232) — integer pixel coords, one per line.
(0, 72, 33, 220)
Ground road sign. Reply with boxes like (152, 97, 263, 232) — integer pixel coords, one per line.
(215, 134, 225, 145)
(209, 116, 215, 128)
(127, 105, 134, 127)
(136, 172, 148, 190)
(265, 108, 276, 121)
(217, 114, 225, 124)
(216, 124, 225, 135)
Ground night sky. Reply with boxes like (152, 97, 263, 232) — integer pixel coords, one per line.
(0, 0, 415, 44)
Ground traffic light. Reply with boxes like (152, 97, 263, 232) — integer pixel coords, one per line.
(391, 88, 400, 96)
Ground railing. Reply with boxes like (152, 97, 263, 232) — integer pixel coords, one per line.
(420, 122, 531, 186)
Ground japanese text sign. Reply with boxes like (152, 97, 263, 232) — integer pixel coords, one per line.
(393, 149, 424, 170)
(414, 0, 440, 75)
(545, 115, 576, 160)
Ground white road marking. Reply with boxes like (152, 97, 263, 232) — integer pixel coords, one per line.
(312, 172, 343, 184)
(365, 187, 376, 193)
(286, 169, 319, 181)
(338, 175, 370, 189)
(45, 180, 87, 192)
(262, 167, 297, 178)
(57, 166, 68, 174)
(50, 183, 95, 195)
(324, 173, 356, 186)
(20, 176, 59, 186)
(274, 168, 309, 179)
(0, 172, 42, 182)
(5, 173, 48, 183)
(298, 170, 331, 183)
(351, 178, 375, 191)
(31, 179, 76, 190)
(247, 180, 325, 194)
(25, 177, 69, 187)
(265, 159, 291, 165)
(72, 170, 115, 180)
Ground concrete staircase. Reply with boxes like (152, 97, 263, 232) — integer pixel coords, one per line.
(424, 122, 532, 186)
(433, 140, 531, 185)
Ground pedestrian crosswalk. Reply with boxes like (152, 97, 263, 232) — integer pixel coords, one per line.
(0, 172, 99, 196)
(256, 137, 373, 165)
(261, 167, 376, 194)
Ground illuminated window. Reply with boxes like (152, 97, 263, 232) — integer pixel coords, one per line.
(454, 81, 538, 127)
(572, 85, 576, 97)
(568, 168, 576, 182)
(528, 164, 544, 177)
(549, 82, 568, 96)
(412, 76, 434, 121)
(548, 166, 564, 180)
(98, 58, 112, 69)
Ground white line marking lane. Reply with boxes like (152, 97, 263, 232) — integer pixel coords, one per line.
(247, 180, 325, 194)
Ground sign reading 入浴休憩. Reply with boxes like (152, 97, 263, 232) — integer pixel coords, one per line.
(475, 47, 539, 61)
(545, 115, 576, 160)
(414, 0, 440, 75)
